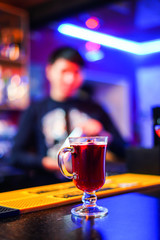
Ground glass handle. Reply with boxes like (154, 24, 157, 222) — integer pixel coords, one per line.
(58, 147, 73, 179)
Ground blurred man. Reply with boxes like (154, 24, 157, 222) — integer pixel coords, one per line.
(10, 47, 125, 185)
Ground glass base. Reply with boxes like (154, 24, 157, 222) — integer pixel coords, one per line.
(71, 205, 108, 218)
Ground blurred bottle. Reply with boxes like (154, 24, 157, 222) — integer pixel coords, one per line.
(152, 107, 160, 146)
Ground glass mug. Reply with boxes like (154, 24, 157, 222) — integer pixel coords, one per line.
(58, 136, 108, 218)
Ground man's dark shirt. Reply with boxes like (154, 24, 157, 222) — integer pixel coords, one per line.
(10, 96, 125, 170)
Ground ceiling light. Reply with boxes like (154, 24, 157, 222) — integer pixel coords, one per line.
(58, 24, 160, 55)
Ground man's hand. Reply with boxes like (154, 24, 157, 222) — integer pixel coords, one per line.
(42, 156, 59, 172)
(80, 118, 103, 136)
(80, 118, 113, 142)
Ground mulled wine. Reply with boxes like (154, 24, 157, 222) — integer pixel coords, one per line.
(58, 136, 108, 217)
(71, 142, 107, 192)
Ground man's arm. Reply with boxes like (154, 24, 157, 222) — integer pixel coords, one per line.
(10, 105, 43, 169)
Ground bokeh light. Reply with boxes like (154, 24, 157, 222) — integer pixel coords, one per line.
(11, 74, 21, 86)
(85, 41, 101, 51)
(85, 50, 104, 62)
(85, 17, 100, 29)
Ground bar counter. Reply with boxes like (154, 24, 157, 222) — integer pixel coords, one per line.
(0, 186, 160, 240)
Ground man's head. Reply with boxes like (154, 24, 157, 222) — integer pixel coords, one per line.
(46, 47, 85, 101)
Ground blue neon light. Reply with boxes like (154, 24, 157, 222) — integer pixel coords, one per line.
(58, 24, 160, 55)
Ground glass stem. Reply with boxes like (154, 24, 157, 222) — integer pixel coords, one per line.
(82, 191, 97, 208)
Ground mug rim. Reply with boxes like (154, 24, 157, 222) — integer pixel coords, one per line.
(69, 136, 108, 139)
(69, 136, 108, 143)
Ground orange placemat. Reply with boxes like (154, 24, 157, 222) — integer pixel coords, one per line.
(0, 173, 160, 217)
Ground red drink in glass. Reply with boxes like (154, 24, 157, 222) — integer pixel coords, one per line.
(58, 136, 108, 218)
(71, 143, 107, 192)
